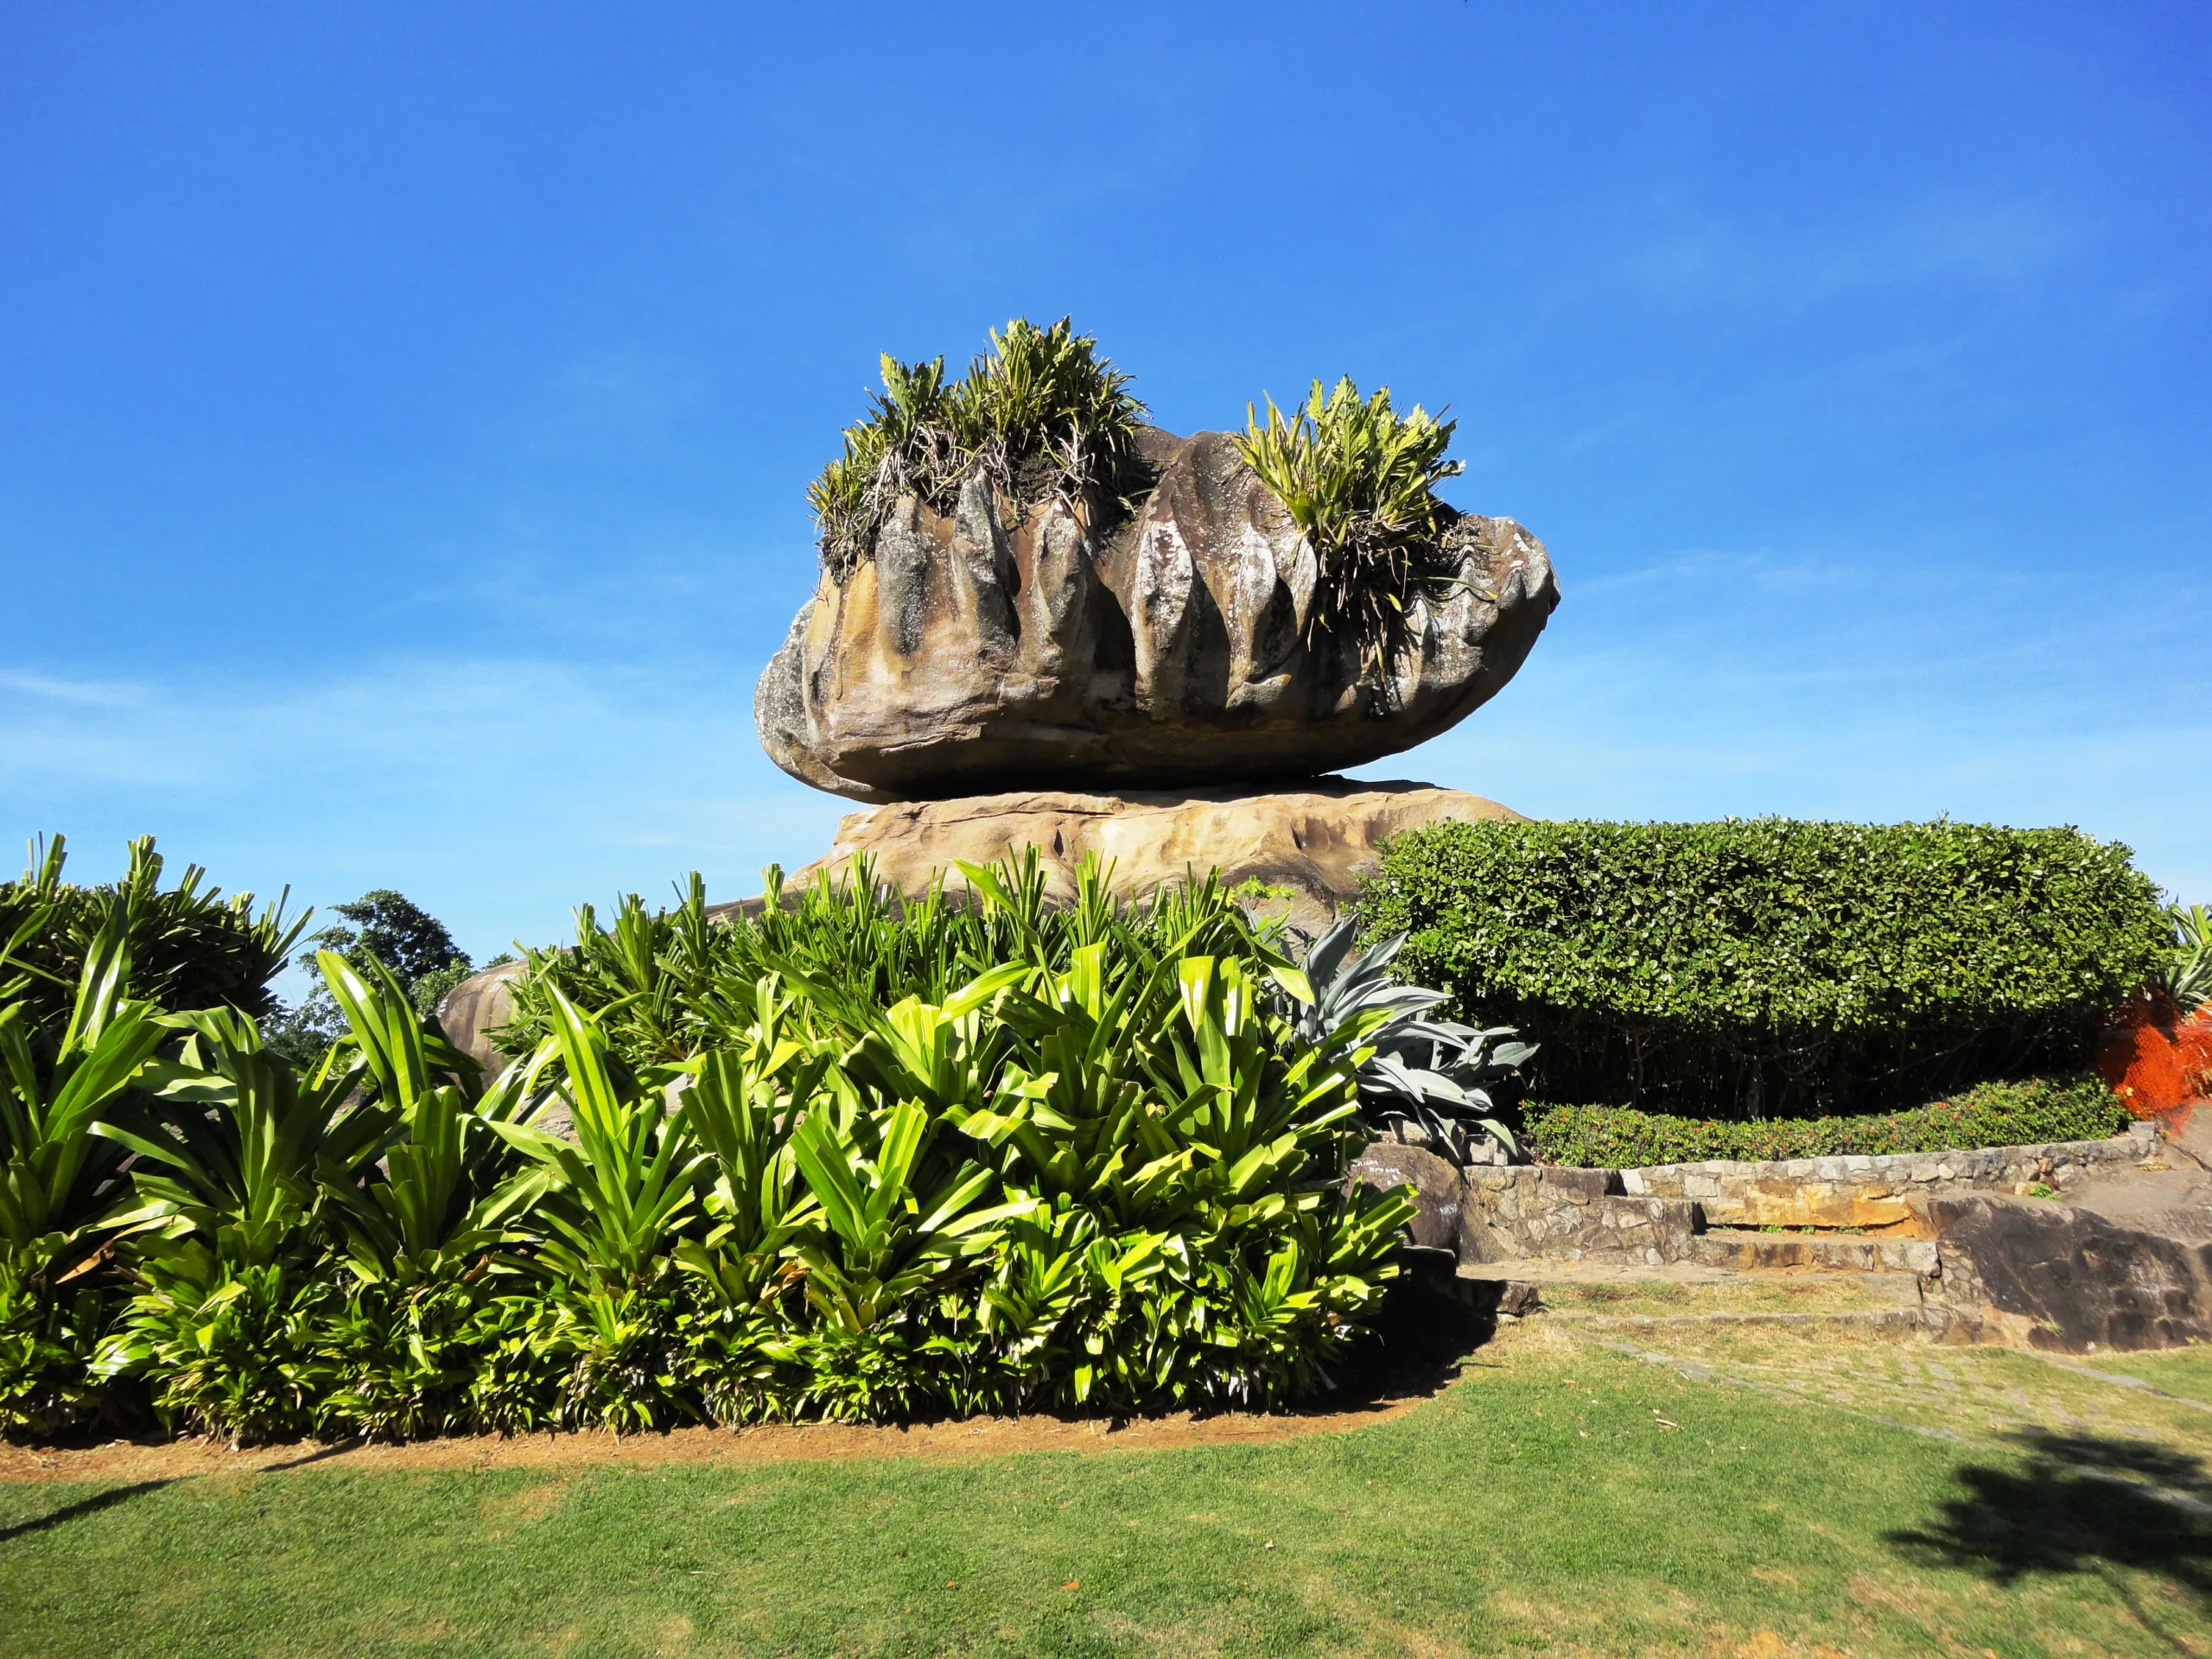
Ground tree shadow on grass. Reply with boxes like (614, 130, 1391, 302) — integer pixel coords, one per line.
(0, 1479, 174, 1543)
(1887, 1429, 2212, 1651)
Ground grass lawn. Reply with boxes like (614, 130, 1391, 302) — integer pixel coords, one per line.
(2082, 1344, 2212, 1408)
(2, 1320, 2207, 1658)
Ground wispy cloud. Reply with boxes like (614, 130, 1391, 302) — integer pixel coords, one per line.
(1622, 193, 2082, 309)
(0, 669, 147, 709)
(0, 653, 850, 960)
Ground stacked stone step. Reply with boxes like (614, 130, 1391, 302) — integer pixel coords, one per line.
(1687, 1232, 1939, 1276)
(1460, 1166, 1702, 1268)
(1351, 1122, 2212, 1353)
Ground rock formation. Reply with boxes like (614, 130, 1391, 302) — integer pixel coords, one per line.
(757, 426, 1558, 802)
(440, 404, 1560, 1077)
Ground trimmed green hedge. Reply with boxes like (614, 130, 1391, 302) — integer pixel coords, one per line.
(1362, 818, 2167, 1116)
(1529, 1075, 2130, 1167)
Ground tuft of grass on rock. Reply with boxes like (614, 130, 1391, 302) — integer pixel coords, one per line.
(1233, 376, 1471, 689)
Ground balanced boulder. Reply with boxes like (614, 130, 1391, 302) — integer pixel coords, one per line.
(756, 427, 1558, 802)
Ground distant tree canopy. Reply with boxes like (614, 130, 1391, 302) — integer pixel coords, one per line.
(266, 889, 474, 1065)
(312, 889, 468, 989)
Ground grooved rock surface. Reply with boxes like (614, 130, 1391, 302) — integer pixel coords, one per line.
(782, 777, 1523, 937)
(756, 427, 1560, 801)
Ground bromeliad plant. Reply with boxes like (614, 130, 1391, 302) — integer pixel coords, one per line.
(807, 317, 1149, 578)
(493, 985, 709, 1291)
(86, 1003, 376, 1441)
(314, 953, 549, 1288)
(303, 957, 554, 1440)
(2164, 903, 2212, 1017)
(0, 912, 168, 1293)
(0, 912, 170, 1435)
(88, 949, 545, 1443)
(1232, 377, 1471, 690)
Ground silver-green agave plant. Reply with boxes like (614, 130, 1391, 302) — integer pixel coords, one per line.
(2164, 902, 2212, 1016)
(1285, 916, 1536, 1161)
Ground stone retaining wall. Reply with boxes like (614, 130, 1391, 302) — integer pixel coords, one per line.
(1354, 1126, 2167, 1279)
(1345, 1145, 1705, 1268)
(1459, 1167, 1700, 1268)
(1615, 1125, 2156, 1228)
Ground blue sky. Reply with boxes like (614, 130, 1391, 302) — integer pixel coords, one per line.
(3, 2, 2207, 969)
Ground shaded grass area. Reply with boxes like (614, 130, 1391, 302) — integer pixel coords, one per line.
(1581, 1323, 2212, 1469)
(3, 1328, 2209, 1658)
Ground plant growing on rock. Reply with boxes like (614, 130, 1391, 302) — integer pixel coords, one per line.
(1232, 377, 1471, 686)
(807, 317, 1148, 579)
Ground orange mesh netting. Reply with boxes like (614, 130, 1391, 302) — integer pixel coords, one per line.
(2096, 999, 2212, 1119)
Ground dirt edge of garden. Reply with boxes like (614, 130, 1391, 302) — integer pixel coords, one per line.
(0, 1374, 1461, 1484)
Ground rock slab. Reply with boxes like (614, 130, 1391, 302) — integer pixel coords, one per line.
(756, 427, 1559, 801)
(1919, 1192, 2212, 1351)
(1345, 1141, 1465, 1254)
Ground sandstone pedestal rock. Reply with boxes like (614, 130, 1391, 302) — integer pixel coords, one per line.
(756, 427, 1559, 802)
(781, 779, 1523, 937)
(442, 420, 1556, 1075)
